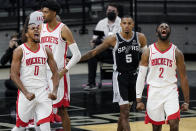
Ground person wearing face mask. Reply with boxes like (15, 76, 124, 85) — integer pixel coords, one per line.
(84, 2, 121, 90)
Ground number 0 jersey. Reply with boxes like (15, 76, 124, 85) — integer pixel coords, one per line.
(147, 43, 177, 87)
(113, 32, 141, 73)
(20, 43, 48, 89)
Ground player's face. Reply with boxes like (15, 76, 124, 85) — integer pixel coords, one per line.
(42, 7, 55, 23)
(120, 18, 134, 35)
(157, 23, 171, 41)
(26, 24, 40, 43)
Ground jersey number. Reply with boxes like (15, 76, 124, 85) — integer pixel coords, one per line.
(45, 45, 52, 51)
(126, 54, 132, 63)
(34, 66, 39, 76)
(159, 67, 164, 78)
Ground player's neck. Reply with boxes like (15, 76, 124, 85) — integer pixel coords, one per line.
(156, 40, 170, 51)
(47, 19, 59, 30)
(26, 41, 39, 51)
(121, 31, 133, 40)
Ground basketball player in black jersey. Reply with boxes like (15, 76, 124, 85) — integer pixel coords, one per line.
(80, 16, 147, 131)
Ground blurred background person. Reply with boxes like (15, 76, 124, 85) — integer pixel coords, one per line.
(84, 2, 121, 90)
(0, 33, 20, 91)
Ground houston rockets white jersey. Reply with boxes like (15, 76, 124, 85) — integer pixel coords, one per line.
(20, 43, 48, 89)
(40, 22, 67, 70)
(147, 43, 177, 87)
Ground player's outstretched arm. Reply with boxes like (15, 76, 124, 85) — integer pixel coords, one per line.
(59, 25, 81, 78)
(80, 35, 116, 62)
(176, 48, 190, 111)
(46, 47, 59, 100)
(11, 47, 35, 101)
(136, 48, 149, 111)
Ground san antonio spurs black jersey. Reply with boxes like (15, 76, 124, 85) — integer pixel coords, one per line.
(113, 32, 141, 73)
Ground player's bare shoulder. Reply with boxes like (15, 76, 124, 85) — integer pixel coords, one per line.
(138, 32, 147, 47)
(175, 47, 184, 62)
(13, 46, 23, 58)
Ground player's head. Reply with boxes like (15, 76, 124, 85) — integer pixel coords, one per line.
(22, 16, 40, 43)
(156, 22, 171, 41)
(120, 16, 134, 35)
(106, 3, 119, 21)
(41, 0, 60, 23)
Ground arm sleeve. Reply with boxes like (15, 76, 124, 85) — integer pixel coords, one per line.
(136, 66, 148, 98)
(65, 43, 81, 70)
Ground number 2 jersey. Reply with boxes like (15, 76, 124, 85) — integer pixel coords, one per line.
(113, 32, 141, 73)
(20, 43, 48, 89)
(147, 43, 177, 87)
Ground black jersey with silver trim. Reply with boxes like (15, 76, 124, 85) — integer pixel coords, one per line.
(113, 32, 141, 73)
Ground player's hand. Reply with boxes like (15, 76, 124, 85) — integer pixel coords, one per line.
(66, 58, 70, 64)
(25, 92, 35, 101)
(136, 102, 145, 111)
(181, 103, 189, 111)
(48, 92, 57, 100)
(59, 68, 68, 79)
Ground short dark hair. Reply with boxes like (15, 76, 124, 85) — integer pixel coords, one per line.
(121, 15, 133, 20)
(41, 0, 60, 14)
(10, 33, 19, 40)
(21, 15, 30, 43)
(106, 2, 119, 11)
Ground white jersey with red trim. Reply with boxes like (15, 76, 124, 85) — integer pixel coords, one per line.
(40, 22, 67, 70)
(20, 43, 48, 89)
(147, 43, 177, 87)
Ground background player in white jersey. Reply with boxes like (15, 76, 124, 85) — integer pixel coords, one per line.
(79, 16, 147, 131)
(136, 22, 189, 131)
(40, 0, 81, 130)
(10, 15, 59, 131)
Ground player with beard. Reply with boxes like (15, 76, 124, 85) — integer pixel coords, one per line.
(40, 0, 81, 130)
(79, 16, 147, 131)
(136, 22, 189, 131)
(11, 16, 59, 131)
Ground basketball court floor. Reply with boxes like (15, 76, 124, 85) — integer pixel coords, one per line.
(0, 62, 196, 131)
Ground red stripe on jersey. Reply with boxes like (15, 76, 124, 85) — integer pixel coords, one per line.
(145, 111, 165, 125)
(47, 22, 61, 33)
(37, 112, 54, 126)
(154, 43, 172, 54)
(166, 109, 180, 123)
(24, 43, 40, 53)
(53, 74, 70, 108)
(16, 90, 28, 127)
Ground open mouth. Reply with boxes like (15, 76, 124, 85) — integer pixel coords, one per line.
(34, 33, 39, 39)
(161, 30, 167, 36)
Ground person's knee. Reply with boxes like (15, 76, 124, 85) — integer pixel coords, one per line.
(168, 119, 179, 130)
(152, 124, 162, 131)
(120, 105, 130, 119)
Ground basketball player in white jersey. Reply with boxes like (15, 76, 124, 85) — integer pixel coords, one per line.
(10, 16, 59, 131)
(79, 16, 147, 131)
(40, 0, 81, 130)
(136, 22, 189, 131)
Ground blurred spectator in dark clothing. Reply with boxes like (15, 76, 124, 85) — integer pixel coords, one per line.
(1, 33, 19, 65)
(0, 33, 19, 91)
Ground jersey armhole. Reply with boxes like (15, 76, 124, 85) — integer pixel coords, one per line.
(59, 24, 67, 44)
(20, 45, 25, 62)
